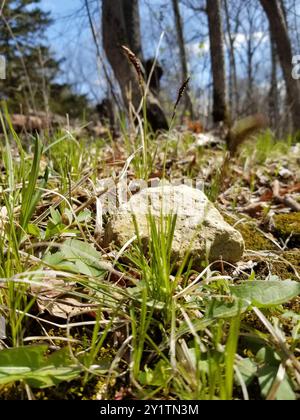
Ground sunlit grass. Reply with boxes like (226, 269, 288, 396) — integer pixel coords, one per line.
(0, 105, 299, 400)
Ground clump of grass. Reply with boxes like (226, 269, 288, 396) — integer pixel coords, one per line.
(242, 130, 292, 164)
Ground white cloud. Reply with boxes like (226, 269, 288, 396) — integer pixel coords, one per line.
(186, 41, 209, 56)
(232, 32, 267, 47)
(186, 31, 268, 59)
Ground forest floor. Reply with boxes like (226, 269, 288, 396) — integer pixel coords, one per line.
(0, 121, 299, 400)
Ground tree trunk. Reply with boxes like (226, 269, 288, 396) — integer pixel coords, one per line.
(260, 0, 300, 133)
(224, 0, 239, 118)
(246, 34, 255, 114)
(102, 0, 168, 132)
(171, 0, 194, 119)
(269, 30, 279, 131)
(122, 0, 143, 60)
(206, 0, 228, 124)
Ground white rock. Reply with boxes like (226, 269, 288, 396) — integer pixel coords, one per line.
(104, 185, 244, 265)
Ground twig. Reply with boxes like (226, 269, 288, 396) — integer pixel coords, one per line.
(272, 180, 300, 212)
(74, 186, 108, 215)
(0, 0, 6, 16)
(33, 170, 93, 224)
(84, 0, 122, 112)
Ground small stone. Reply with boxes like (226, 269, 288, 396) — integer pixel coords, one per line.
(279, 167, 293, 179)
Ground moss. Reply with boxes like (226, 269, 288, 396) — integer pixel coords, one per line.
(268, 250, 300, 282)
(240, 250, 300, 282)
(223, 214, 277, 251)
(33, 377, 112, 400)
(0, 383, 24, 400)
(224, 213, 299, 280)
(273, 213, 300, 248)
(282, 250, 300, 269)
(285, 296, 300, 313)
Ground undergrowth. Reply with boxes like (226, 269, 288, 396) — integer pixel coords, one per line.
(0, 106, 299, 400)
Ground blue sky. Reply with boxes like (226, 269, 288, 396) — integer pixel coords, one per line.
(41, 0, 78, 45)
(40, 0, 88, 59)
(40, 0, 104, 99)
(39, 0, 215, 102)
(38, 0, 296, 109)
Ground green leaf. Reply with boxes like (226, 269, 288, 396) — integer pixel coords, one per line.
(19, 138, 48, 236)
(258, 365, 296, 400)
(77, 209, 91, 223)
(43, 239, 107, 277)
(27, 224, 41, 238)
(50, 208, 62, 225)
(186, 349, 209, 373)
(61, 239, 105, 277)
(127, 286, 165, 310)
(45, 222, 65, 240)
(255, 347, 296, 400)
(176, 318, 214, 340)
(64, 208, 73, 225)
(256, 346, 281, 366)
(229, 280, 300, 308)
(207, 298, 249, 319)
(0, 346, 81, 388)
(139, 360, 172, 387)
(43, 251, 65, 266)
(236, 358, 257, 386)
(43, 251, 78, 273)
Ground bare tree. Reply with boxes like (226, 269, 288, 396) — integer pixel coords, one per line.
(260, 0, 300, 133)
(122, 0, 143, 61)
(171, 0, 194, 118)
(240, 1, 267, 114)
(224, 0, 240, 117)
(102, 0, 168, 131)
(269, 30, 279, 130)
(206, 0, 228, 123)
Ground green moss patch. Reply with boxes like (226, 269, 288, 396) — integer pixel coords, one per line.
(273, 213, 300, 248)
(224, 214, 277, 251)
(271, 251, 300, 281)
(224, 213, 299, 280)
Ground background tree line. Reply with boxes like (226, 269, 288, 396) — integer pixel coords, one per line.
(0, 0, 300, 137)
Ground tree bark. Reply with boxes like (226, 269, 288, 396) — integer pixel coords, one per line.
(171, 0, 194, 118)
(260, 0, 300, 133)
(206, 0, 228, 124)
(122, 0, 143, 60)
(102, 0, 168, 132)
(224, 0, 239, 118)
(269, 30, 279, 131)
